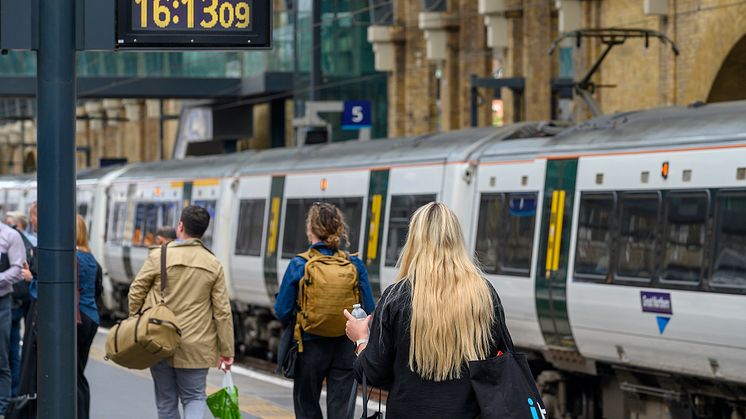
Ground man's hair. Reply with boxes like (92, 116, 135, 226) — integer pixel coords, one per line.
(179, 205, 210, 238)
(155, 226, 177, 240)
(5, 211, 27, 230)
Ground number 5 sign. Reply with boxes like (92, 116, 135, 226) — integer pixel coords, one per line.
(342, 100, 372, 130)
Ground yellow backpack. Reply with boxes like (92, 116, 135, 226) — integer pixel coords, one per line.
(294, 248, 360, 352)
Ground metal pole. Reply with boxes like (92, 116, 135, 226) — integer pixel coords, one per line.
(37, 0, 77, 416)
(310, 0, 321, 102)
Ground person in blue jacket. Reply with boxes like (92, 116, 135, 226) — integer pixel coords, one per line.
(274, 202, 375, 419)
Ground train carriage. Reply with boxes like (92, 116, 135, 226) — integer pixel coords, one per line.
(0, 101, 745, 416)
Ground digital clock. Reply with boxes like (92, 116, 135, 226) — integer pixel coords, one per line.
(116, 0, 271, 49)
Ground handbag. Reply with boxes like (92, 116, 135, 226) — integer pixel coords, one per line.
(105, 244, 182, 369)
(277, 318, 297, 379)
(468, 296, 547, 419)
(346, 373, 382, 419)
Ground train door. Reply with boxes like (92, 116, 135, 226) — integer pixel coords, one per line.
(276, 171, 369, 300)
(536, 158, 579, 349)
(379, 165, 443, 291)
(361, 170, 389, 298)
(472, 160, 547, 350)
(230, 176, 272, 307)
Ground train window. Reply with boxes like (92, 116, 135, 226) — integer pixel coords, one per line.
(475, 194, 505, 273)
(475, 193, 537, 277)
(616, 194, 659, 281)
(235, 199, 266, 257)
(193, 200, 217, 248)
(109, 202, 128, 245)
(574, 193, 615, 279)
(660, 192, 708, 284)
(282, 197, 364, 259)
(711, 192, 746, 290)
(132, 201, 179, 247)
(384, 194, 436, 267)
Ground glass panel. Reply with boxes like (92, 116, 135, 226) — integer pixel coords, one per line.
(475, 194, 505, 274)
(712, 193, 746, 289)
(132, 203, 147, 246)
(282, 197, 365, 259)
(193, 200, 217, 248)
(661, 193, 708, 283)
(142, 203, 159, 247)
(109, 202, 128, 245)
(502, 194, 537, 276)
(235, 199, 266, 257)
(574, 194, 615, 278)
(616, 195, 659, 280)
(384, 195, 436, 267)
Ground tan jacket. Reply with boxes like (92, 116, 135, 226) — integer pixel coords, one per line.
(128, 239, 234, 368)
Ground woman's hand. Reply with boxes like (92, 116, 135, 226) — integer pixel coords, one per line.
(343, 309, 371, 343)
(21, 262, 32, 282)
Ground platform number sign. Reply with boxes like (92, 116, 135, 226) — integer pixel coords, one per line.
(342, 100, 372, 130)
(117, 0, 271, 49)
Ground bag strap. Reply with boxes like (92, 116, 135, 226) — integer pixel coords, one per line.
(493, 289, 515, 353)
(160, 244, 168, 301)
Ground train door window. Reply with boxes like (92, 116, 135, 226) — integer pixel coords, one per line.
(193, 200, 217, 248)
(282, 198, 365, 259)
(475, 193, 537, 277)
(502, 194, 538, 276)
(235, 199, 266, 256)
(661, 192, 709, 284)
(616, 194, 659, 282)
(142, 203, 159, 247)
(162, 202, 179, 228)
(475, 194, 505, 273)
(109, 202, 128, 245)
(385, 194, 437, 267)
(711, 192, 746, 290)
(574, 193, 615, 280)
(132, 203, 147, 246)
(325, 197, 364, 253)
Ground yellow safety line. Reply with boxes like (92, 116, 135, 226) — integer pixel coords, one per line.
(366, 194, 382, 261)
(552, 190, 566, 272)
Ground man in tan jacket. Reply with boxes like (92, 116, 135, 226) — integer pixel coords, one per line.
(129, 205, 234, 419)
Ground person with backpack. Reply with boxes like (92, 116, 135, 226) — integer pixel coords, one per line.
(274, 202, 375, 419)
(343, 202, 506, 418)
(128, 205, 234, 419)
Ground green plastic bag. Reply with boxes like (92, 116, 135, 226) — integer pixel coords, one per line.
(207, 371, 240, 419)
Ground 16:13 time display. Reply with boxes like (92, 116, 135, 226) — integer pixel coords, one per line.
(133, 0, 251, 31)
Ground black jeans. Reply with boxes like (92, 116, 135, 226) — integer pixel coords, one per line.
(293, 336, 355, 419)
(77, 313, 98, 419)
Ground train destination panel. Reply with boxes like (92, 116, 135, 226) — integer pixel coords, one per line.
(117, 0, 271, 49)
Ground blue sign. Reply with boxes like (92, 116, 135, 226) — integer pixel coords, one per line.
(640, 291, 672, 315)
(342, 100, 372, 130)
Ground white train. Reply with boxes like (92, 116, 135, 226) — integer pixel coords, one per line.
(2, 101, 745, 417)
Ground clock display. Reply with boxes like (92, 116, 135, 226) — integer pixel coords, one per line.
(116, 0, 270, 48)
(131, 0, 252, 31)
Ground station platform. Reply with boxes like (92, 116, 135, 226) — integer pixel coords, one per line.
(88, 329, 292, 418)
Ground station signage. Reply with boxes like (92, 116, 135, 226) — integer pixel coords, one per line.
(117, 0, 272, 49)
(342, 100, 372, 130)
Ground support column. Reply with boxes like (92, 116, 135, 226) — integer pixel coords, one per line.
(37, 0, 77, 416)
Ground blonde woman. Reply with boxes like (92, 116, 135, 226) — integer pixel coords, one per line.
(344, 202, 503, 418)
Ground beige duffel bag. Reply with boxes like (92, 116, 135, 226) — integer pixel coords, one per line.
(105, 244, 182, 369)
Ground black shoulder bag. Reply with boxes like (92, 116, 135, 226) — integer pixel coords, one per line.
(468, 296, 547, 419)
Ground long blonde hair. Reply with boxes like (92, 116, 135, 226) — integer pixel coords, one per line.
(396, 202, 494, 381)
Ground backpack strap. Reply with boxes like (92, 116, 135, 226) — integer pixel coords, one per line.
(160, 244, 168, 302)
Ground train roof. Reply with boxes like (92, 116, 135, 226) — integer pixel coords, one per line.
(78, 165, 126, 181)
(112, 152, 251, 181)
(479, 100, 746, 162)
(234, 123, 549, 176)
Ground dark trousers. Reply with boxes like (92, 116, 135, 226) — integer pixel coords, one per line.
(77, 312, 98, 419)
(293, 336, 355, 419)
(9, 306, 23, 397)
